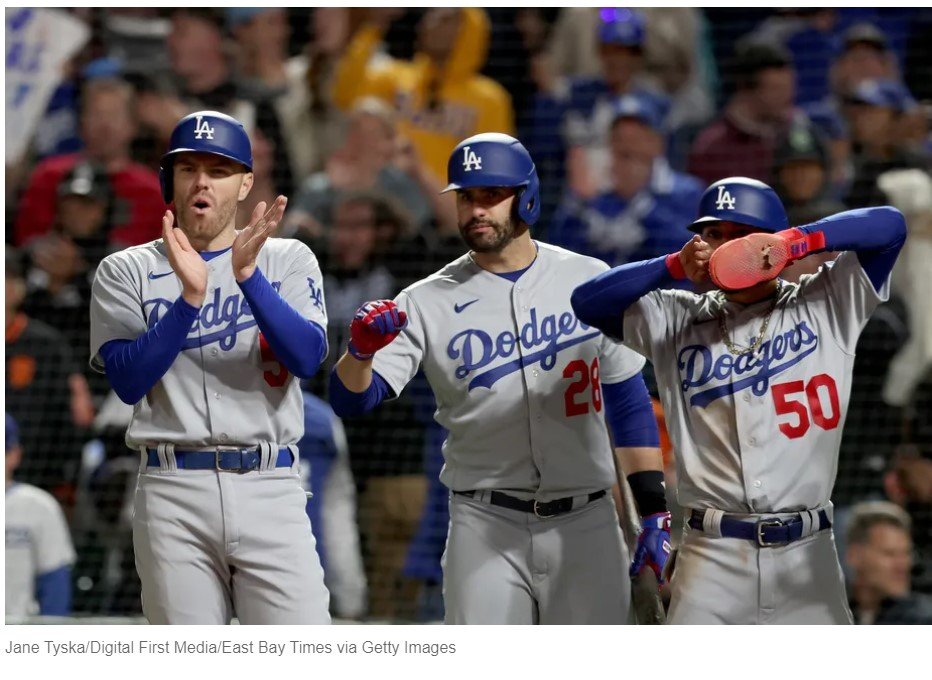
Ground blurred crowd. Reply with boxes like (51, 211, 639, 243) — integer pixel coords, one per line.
(5, 7, 932, 623)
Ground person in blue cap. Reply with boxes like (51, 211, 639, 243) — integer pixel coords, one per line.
(549, 94, 703, 268)
(5, 412, 76, 618)
(560, 10, 670, 199)
(843, 78, 928, 208)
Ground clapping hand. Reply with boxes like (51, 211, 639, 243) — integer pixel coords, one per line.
(232, 196, 287, 282)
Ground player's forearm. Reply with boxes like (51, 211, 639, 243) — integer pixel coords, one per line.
(796, 206, 906, 291)
(99, 296, 200, 404)
(619, 456, 668, 518)
(329, 359, 391, 417)
(603, 374, 667, 517)
(798, 206, 906, 252)
(571, 256, 676, 340)
(237, 268, 327, 379)
(333, 352, 374, 392)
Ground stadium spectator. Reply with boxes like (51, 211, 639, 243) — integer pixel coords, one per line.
(285, 98, 432, 240)
(270, 8, 360, 182)
(745, 9, 838, 106)
(297, 391, 367, 620)
(802, 23, 899, 189)
(332, 8, 514, 185)
(5, 413, 77, 619)
(228, 8, 359, 184)
(885, 436, 932, 596)
(227, 8, 291, 100)
(877, 169, 932, 409)
(548, 95, 701, 266)
(771, 123, 847, 262)
(13, 78, 164, 248)
(846, 501, 932, 624)
(314, 190, 417, 376)
(832, 23, 898, 97)
(164, 8, 294, 198)
(6, 250, 94, 499)
(545, 7, 715, 134)
(315, 190, 427, 618)
(21, 162, 116, 397)
(843, 79, 929, 209)
(528, 7, 716, 178)
(558, 9, 669, 200)
(688, 39, 797, 185)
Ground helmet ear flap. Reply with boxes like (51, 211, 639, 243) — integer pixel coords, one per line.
(517, 170, 541, 226)
(159, 164, 172, 204)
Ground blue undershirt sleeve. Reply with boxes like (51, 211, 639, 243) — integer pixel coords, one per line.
(329, 369, 394, 417)
(36, 565, 72, 616)
(602, 374, 660, 448)
(798, 206, 906, 292)
(99, 296, 200, 404)
(571, 256, 675, 340)
(237, 267, 327, 379)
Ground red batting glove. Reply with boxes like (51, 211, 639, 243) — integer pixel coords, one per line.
(348, 299, 408, 360)
(709, 228, 826, 291)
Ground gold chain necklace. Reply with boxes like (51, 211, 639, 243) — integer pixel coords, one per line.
(717, 280, 782, 356)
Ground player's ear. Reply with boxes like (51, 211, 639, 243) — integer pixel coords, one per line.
(238, 172, 254, 201)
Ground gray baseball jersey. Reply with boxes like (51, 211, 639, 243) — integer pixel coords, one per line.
(370, 242, 644, 624)
(622, 251, 885, 624)
(373, 242, 646, 501)
(623, 251, 886, 513)
(89, 238, 327, 448)
(88, 236, 331, 624)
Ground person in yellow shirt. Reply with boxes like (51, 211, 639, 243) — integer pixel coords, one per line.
(333, 8, 515, 185)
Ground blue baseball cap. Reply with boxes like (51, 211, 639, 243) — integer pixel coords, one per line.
(611, 94, 663, 130)
(598, 8, 645, 47)
(81, 57, 123, 80)
(847, 79, 916, 112)
(6, 413, 20, 451)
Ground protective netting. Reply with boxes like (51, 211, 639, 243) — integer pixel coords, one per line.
(5, 8, 931, 623)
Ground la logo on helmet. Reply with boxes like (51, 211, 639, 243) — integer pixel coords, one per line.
(462, 146, 482, 172)
(715, 185, 736, 210)
(193, 116, 215, 140)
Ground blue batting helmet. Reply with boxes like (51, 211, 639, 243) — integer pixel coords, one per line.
(441, 133, 541, 226)
(689, 177, 788, 233)
(159, 111, 253, 203)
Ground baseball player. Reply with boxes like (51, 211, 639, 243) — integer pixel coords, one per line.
(88, 111, 331, 624)
(5, 413, 76, 618)
(572, 177, 907, 624)
(329, 133, 670, 624)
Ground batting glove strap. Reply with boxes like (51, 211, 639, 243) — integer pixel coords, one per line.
(347, 341, 375, 361)
(630, 511, 673, 585)
(641, 511, 672, 531)
(778, 227, 827, 262)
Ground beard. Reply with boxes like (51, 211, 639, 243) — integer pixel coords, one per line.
(458, 214, 520, 253)
(177, 198, 237, 245)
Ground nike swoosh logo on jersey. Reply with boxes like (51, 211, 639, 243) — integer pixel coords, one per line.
(148, 271, 175, 280)
(454, 299, 479, 313)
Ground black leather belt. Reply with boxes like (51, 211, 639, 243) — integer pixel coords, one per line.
(146, 447, 293, 472)
(454, 489, 606, 518)
(688, 508, 831, 547)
